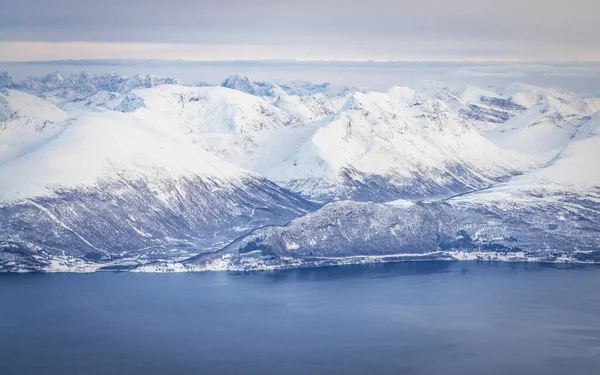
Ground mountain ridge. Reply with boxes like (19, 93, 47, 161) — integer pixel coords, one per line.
(0, 71, 597, 272)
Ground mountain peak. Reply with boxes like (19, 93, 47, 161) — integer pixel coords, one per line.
(41, 71, 65, 83)
(221, 74, 251, 87)
(0, 72, 14, 89)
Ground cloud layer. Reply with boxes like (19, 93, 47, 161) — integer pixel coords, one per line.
(1, 0, 599, 61)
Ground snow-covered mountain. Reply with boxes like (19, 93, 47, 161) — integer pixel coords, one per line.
(94, 85, 304, 167)
(0, 88, 71, 164)
(220, 74, 285, 97)
(264, 87, 538, 201)
(279, 80, 364, 97)
(272, 92, 348, 122)
(0, 72, 14, 89)
(483, 83, 596, 157)
(416, 81, 596, 158)
(8, 71, 192, 105)
(413, 81, 527, 131)
(221, 74, 362, 98)
(0, 106, 317, 272)
(0, 72, 598, 272)
(221, 74, 359, 122)
(75, 83, 538, 202)
(185, 114, 600, 271)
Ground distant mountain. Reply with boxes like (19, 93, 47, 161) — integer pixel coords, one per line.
(75, 84, 304, 165)
(485, 83, 596, 156)
(6, 71, 191, 105)
(221, 74, 362, 122)
(62, 84, 350, 194)
(220, 74, 284, 97)
(416, 81, 596, 157)
(413, 81, 527, 131)
(262, 86, 538, 201)
(0, 72, 14, 89)
(220, 74, 363, 98)
(279, 80, 365, 97)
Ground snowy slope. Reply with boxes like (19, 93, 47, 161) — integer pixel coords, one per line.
(411, 81, 525, 132)
(220, 74, 285, 97)
(60, 85, 319, 186)
(0, 110, 245, 201)
(83, 84, 539, 202)
(453, 112, 600, 206)
(273, 92, 349, 122)
(484, 83, 594, 157)
(264, 87, 539, 201)
(584, 97, 600, 113)
(12, 71, 190, 105)
(126, 85, 305, 169)
(0, 107, 317, 271)
(185, 117, 600, 271)
(221, 74, 363, 98)
(2, 73, 598, 272)
(221, 74, 358, 122)
(0, 89, 71, 164)
(415, 81, 596, 153)
(60, 90, 146, 117)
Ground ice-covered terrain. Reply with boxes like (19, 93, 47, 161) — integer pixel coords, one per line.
(484, 83, 595, 157)
(184, 113, 600, 271)
(0, 107, 317, 272)
(79, 82, 540, 202)
(264, 86, 539, 201)
(416, 81, 597, 158)
(0, 89, 71, 164)
(1, 71, 194, 105)
(0, 70, 597, 272)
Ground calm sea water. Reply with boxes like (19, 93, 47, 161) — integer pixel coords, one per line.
(1, 262, 600, 375)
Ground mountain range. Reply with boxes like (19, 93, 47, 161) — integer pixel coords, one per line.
(0, 71, 597, 272)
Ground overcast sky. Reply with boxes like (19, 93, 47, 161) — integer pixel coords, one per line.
(1, 0, 599, 61)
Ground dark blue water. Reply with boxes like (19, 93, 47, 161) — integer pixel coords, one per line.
(1, 262, 600, 375)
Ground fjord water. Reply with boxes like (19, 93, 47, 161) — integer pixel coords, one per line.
(1, 262, 600, 375)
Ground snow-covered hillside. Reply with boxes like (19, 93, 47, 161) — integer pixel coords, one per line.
(0, 89, 71, 164)
(74, 83, 538, 202)
(0, 71, 597, 272)
(416, 80, 596, 157)
(0, 107, 317, 272)
(220, 74, 285, 97)
(220, 74, 363, 98)
(221, 74, 358, 122)
(185, 114, 600, 271)
(265, 87, 539, 201)
(411, 81, 523, 132)
(4, 71, 193, 105)
(120, 85, 306, 172)
(484, 83, 594, 157)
